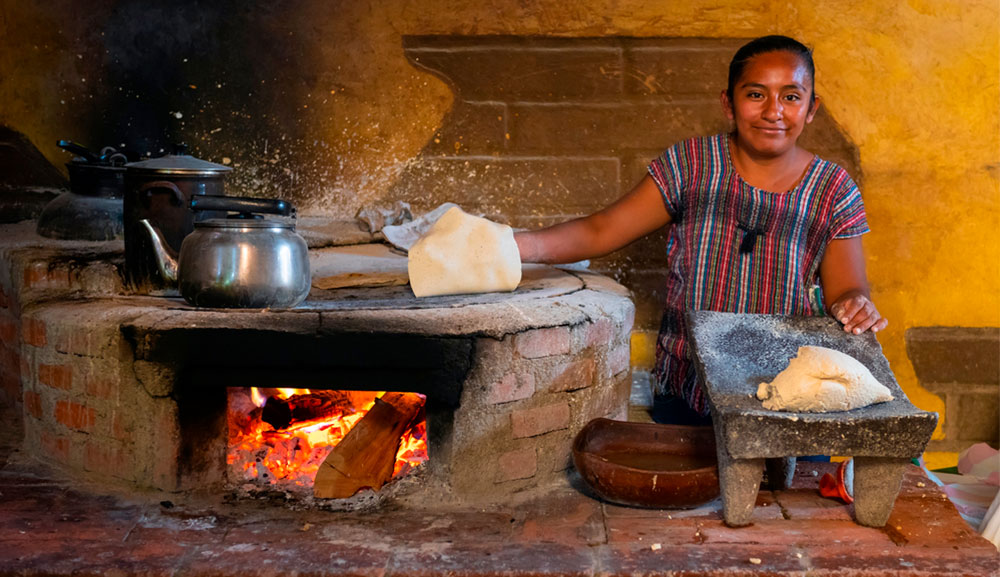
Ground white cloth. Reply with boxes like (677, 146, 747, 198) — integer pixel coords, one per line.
(381, 203, 459, 252)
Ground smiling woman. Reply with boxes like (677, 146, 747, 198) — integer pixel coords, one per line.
(513, 35, 886, 420)
(722, 49, 819, 191)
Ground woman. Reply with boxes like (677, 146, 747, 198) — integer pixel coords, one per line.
(514, 35, 886, 418)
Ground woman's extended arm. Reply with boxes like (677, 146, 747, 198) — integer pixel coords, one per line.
(514, 175, 672, 264)
(818, 236, 888, 334)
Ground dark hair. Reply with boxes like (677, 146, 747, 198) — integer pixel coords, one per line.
(726, 35, 815, 104)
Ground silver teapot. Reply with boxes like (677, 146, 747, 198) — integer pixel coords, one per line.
(140, 195, 310, 309)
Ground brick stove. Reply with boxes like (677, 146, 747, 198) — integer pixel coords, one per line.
(0, 220, 634, 505)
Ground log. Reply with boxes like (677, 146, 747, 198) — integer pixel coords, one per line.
(313, 392, 424, 499)
(261, 390, 377, 430)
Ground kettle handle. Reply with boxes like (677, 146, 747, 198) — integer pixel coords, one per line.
(138, 181, 186, 206)
(189, 195, 295, 217)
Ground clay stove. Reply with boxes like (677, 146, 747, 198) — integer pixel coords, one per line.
(0, 223, 634, 505)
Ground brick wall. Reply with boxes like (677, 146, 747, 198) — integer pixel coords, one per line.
(454, 301, 634, 493)
(391, 36, 861, 333)
(0, 241, 189, 488)
(906, 327, 1000, 452)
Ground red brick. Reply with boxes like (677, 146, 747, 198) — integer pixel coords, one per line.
(584, 318, 614, 349)
(110, 411, 128, 440)
(53, 328, 108, 357)
(22, 261, 71, 289)
(511, 402, 570, 438)
(38, 363, 73, 391)
(606, 515, 703, 545)
(604, 543, 806, 575)
(84, 441, 123, 474)
(773, 488, 853, 521)
(808, 543, 999, 575)
(54, 400, 96, 432)
(486, 371, 534, 405)
(23, 390, 42, 419)
(884, 494, 986, 547)
(548, 358, 595, 392)
(40, 430, 70, 461)
(515, 491, 606, 546)
(0, 315, 16, 345)
(497, 447, 537, 482)
(515, 327, 571, 359)
(21, 317, 46, 347)
(698, 518, 895, 548)
(84, 373, 116, 400)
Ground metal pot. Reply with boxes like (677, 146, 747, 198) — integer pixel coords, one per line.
(123, 143, 232, 291)
(36, 141, 127, 240)
(140, 195, 310, 309)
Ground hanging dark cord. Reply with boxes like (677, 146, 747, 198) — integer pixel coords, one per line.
(737, 223, 765, 254)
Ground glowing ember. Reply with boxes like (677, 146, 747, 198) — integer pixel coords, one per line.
(227, 388, 427, 490)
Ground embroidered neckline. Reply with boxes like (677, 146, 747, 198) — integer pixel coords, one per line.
(723, 133, 818, 194)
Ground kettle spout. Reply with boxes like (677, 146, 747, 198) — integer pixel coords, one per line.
(138, 219, 179, 283)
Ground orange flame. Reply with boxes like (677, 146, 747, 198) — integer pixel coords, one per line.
(228, 388, 427, 488)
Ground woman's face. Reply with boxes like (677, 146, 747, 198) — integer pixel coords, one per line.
(722, 50, 820, 159)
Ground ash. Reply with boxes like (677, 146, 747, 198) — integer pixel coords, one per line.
(224, 463, 428, 513)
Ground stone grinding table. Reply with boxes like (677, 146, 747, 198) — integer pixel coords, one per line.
(686, 311, 938, 528)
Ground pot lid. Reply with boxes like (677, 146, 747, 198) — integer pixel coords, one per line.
(195, 217, 295, 229)
(125, 143, 232, 176)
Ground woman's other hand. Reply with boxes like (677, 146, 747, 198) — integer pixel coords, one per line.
(818, 236, 887, 334)
(829, 292, 888, 334)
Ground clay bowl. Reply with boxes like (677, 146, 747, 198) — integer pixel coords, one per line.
(572, 418, 720, 509)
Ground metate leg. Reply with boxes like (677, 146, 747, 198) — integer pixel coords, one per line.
(852, 456, 910, 527)
(765, 456, 796, 490)
(717, 449, 765, 527)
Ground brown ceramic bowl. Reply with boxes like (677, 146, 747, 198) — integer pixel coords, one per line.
(572, 418, 720, 509)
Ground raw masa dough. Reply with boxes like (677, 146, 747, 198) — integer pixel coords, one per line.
(756, 345, 893, 412)
(408, 206, 521, 297)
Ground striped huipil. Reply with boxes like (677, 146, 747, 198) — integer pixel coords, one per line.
(647, 133, 870, 415)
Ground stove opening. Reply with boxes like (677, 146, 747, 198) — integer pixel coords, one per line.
(227, 387, 427, 498)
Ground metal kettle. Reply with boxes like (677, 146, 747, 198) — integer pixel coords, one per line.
(140, 195, 310, 309)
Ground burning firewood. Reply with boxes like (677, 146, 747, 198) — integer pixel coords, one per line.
(313, 392, 424, 499)
(262, 390, 377, 430)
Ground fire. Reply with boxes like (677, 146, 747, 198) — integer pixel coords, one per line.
(227, 388, 428, 490)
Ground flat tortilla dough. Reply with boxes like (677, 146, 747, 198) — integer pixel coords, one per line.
(756, 346, 893, 412)
(408, 206, 521, 298)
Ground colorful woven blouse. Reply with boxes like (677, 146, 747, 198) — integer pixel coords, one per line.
(647, 133, 870, 415)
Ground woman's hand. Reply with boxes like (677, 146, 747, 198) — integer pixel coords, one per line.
(829, 292, 888, 334)
(818, 237, 887, 334)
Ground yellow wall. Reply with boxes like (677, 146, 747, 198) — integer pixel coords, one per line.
(2, 1, 998, 460)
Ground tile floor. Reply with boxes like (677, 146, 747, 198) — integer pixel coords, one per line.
(0, 378, 997, 577)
